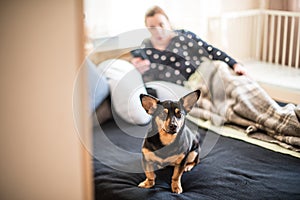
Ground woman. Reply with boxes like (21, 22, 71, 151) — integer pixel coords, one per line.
(97, 5, 247, 125)
(131, 5, 247, 86)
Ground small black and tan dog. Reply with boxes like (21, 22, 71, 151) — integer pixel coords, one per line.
(138, 90, 201, 194)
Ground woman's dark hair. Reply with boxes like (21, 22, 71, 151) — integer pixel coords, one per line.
(144, 6, 169, 24)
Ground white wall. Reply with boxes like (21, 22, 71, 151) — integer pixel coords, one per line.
(84, 0, 211, 38)
(84, 0, 261, 50)
(83, 0, 262, 36)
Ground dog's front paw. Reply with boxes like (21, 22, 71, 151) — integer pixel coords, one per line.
(171, 181, 183, 194)
(138, 178, 155, 188)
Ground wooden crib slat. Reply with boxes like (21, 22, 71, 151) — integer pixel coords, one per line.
(295, 18, 300, 69)
(275, 16, 281, 65)
(263, 13, 268, 62)
(268, 15, 275, 63)
(282, 16, 288, 66)
(255, 14, 262, 60)
(288, 17, 295, 67)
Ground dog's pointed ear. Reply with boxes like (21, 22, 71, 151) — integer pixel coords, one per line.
(140, 94, 159, 115)
(180, 90, 201, 113)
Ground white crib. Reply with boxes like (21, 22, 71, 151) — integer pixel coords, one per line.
(208, 9, 300, 104)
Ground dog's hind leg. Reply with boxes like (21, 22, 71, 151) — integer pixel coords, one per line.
(184, 151, 199, 172)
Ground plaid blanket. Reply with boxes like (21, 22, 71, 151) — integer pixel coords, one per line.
(186, 59, 300, 151)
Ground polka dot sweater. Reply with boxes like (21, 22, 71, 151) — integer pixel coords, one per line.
(139, 29, 237, 85)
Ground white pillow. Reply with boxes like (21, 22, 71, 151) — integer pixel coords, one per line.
(97, 59, 193, 125)
(97, 59, 151, 125)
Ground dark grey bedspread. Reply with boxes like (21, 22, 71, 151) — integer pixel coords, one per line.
(93, 119, 300, 200)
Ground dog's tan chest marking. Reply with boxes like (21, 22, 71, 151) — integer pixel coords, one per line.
(158, 129, 177, 145)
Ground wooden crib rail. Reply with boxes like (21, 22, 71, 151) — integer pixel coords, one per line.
(208, 9, 300, 69)
(263, 10, 300, 68)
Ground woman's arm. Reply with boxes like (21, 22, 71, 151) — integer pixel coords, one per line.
(181, 30, 247, 75)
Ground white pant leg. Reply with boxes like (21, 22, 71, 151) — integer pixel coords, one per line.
(97, 59, 151, 125)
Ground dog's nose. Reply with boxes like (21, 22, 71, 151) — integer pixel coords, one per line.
(169, 124, 177, 131)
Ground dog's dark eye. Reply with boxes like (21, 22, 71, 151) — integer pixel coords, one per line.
(175, 108, 181, 117)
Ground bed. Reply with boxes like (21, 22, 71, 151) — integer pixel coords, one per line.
(91, 9, 300, 199)
(92, 115, 300, 200)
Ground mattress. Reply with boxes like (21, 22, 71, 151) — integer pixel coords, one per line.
(93, 119, 300, 200)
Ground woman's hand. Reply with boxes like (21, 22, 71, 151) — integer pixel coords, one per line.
(233, 63, 247, 75)
(131, 57, 151, 74)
